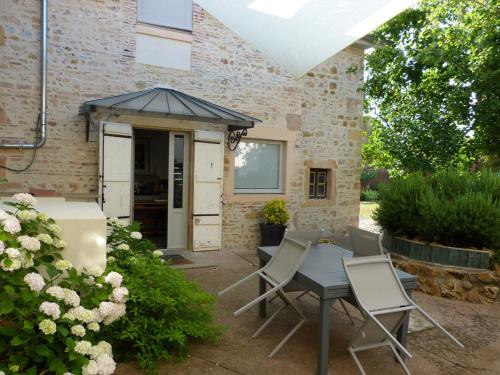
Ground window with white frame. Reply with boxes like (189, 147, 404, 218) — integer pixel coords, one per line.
(137, 0, 193, 31)
(234, 140, 284, 194)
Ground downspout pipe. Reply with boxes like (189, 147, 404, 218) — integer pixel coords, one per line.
(0, 0, 47, 149)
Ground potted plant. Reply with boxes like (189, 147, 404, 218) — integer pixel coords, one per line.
(259, 199, 289, 246)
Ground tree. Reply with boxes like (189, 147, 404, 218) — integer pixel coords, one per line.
(363, 0, 499, 173)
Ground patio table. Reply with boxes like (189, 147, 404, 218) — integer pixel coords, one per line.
(257, 243, 418, 375)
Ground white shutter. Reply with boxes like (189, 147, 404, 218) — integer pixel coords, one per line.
(192, 130, 224, 251)
(137, 0, 193, 31)
(98, 122, 133, 223)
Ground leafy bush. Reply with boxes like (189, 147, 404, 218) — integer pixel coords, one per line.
(360, 189, 380, 202)
(101, 220, 220, 374)
(0, 194, 125, 375)
(262, 199, 289, 225)
(375, 170, 500, 258)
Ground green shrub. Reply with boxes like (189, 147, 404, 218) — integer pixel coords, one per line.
(262, 199, 289, 225)
(375, 170, 500, 259)
(360, 189, 380, 202)
(0, 194, 124, 375)
(101, 220, 221, 374)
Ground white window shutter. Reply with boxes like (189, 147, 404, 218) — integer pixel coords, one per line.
(98, 122, 133, 224)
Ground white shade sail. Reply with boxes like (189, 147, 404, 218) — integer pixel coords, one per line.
(195, 0, 418, 77)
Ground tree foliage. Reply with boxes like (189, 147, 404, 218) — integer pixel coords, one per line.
(363, 0, 499, 173)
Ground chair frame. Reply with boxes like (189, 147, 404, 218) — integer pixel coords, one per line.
(218, 236, 312, 357)
(343, 255, 464, 375)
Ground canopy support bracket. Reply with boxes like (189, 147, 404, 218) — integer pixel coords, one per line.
(227, 128, 247, 151)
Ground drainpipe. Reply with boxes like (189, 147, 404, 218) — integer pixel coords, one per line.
(0, 0, 47, 149)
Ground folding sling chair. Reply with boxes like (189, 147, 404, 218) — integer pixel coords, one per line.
(218, 235, 312, 358)
(348, 225, 385, 257)
(343, 254, 463, 375)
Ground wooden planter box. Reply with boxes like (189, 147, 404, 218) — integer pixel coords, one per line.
(382, 233, 491, 270)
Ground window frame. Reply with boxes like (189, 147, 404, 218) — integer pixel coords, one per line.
(234, 139, 284, 195)
(137, 0, 193, 32)
(308, 168, 329, 200)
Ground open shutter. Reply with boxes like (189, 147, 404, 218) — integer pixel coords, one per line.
(192, 130, 224, 251)
(98, 121, 133, 223)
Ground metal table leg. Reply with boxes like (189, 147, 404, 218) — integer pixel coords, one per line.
(259, 258, 267, 318)
(397, 289, 412, 359)
(317, 297, 334, 375)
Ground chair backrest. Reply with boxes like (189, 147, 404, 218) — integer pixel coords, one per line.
(348, 225, 384, 257)
(342, 254, 412, 313)
(263, 235, 312, 285)
(285, 229, 324, 245)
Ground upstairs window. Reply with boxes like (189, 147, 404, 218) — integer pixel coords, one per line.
(137, 0, 193, 31)
(309, 169, 328, 199)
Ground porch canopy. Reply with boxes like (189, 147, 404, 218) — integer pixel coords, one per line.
(79, 87, 261, 131)
(195, 0, 418, 77)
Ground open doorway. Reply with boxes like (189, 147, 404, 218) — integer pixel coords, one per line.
(133, 129, 188, 249)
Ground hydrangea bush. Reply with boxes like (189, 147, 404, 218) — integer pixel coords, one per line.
(0, 194, 126, 375)
(102, 219, 221, 374)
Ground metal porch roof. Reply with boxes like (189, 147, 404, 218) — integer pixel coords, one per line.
(79, 87, 261, 129)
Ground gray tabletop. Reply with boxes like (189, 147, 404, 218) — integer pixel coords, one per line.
(257, 243, 418, 299)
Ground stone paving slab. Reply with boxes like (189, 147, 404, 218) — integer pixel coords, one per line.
(116, 250, 500, 375)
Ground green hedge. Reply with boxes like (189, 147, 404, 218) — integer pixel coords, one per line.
(375, 170, 500, 261)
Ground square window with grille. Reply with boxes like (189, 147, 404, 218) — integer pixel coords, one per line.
(309, 169, 328, 199)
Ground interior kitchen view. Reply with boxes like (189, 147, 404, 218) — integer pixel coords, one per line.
(133, 129, 169, 248)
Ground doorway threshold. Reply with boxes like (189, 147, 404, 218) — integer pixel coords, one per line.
(160, 249, 218, 270)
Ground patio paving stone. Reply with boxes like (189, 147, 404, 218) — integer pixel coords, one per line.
(116, 250, 500, 375)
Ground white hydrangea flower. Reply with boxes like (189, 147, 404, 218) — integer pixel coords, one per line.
(39, 319, 56, 335)
(1, 257, 21, 271)
(107, 217, 119, 225)
(39, 301, 61, 320)
(107, 256, 115, 263)
(82, 360, 99, 375)
(17, 235, 41, 251)
(21, 251, 34, 268)
(71, 324, 86, 337)
(5, 248, 20, 259)
(74, 340, 92, 355)
(130, 231, 142, 240)
(153, 250, 163, 258)
(48, 223, 62, 233)
(85, 265, 104, 277)
(0, 240, 4, 254)
(16, 210, 38, 221)
(53, 238, 67, 249)
(62, 311, 76, 321)
(24, 272, 45, 292)
(12, 193, 37, 206)
(116, 243, 129, 251)
(37, 233, 53, 244)
(104, 271, 122, 288)
(99, 301, 126, 325)
(37, 212, 49, 222)
(63, 373, 74, 375)
(46, 285, 64, 298)
(2, 216, 21, 234)
(63, 289, 81, 307)
(54, 259, 72, 271)
(111, 287, 129, 303)
(90, 340, 112, 359)
(95, 353, 116, 375)
(87, 322, 100, 332)
(67, 306, 96, 324)
(0, 209, 9, 220)
(106, 247, 114, 253)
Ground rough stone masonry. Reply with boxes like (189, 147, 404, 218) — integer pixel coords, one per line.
(0, 0, 364, 252)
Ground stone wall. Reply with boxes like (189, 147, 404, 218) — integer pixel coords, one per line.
(392, 255, 500, 304)
(0, 0, 364, 252)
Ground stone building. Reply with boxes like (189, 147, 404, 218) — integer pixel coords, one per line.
(0, 0, 367, 252)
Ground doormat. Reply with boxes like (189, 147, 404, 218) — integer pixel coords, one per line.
(162, 253, 193, 266)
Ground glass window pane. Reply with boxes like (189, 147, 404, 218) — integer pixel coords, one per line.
(309, 183, 315, 198)
(138, 0, 193, 31)
(317, 172, 326, 183)
(317, 184, 326, 197)
(173, 135, 184, 208)
(309, 170, 316, 183)
(235, 141, 280, 191)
